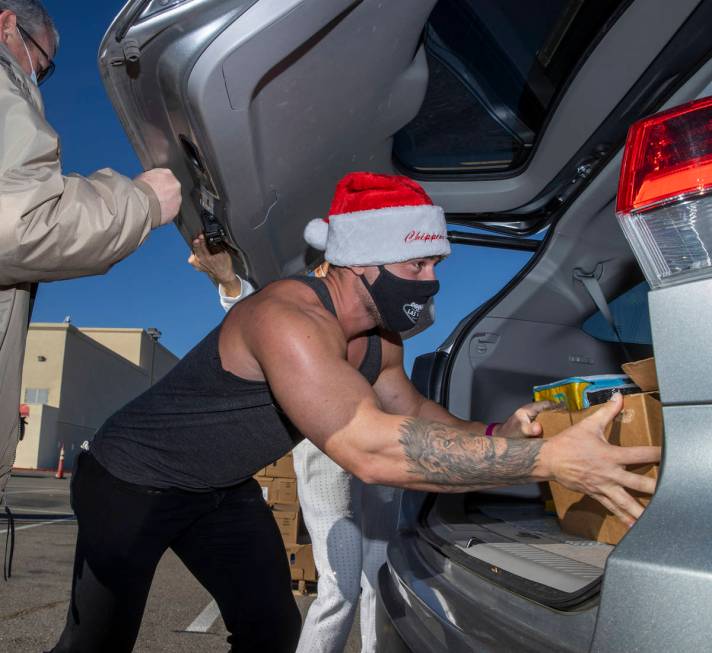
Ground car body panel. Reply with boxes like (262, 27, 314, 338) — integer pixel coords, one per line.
(591, 279, 712, 652)
(100, 0, 703, 285)
(100, 0, 437, 283)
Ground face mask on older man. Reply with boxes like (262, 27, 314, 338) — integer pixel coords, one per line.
(17, 28, 38, 85)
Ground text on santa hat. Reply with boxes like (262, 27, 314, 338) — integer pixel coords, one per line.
(404, 231, 446, 244)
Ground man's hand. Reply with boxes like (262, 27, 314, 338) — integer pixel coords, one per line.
(495, 401, 554, 438)
(188, 234, 242, 297)
(540, 393, 661, 527)
(135, 168, 182, 225)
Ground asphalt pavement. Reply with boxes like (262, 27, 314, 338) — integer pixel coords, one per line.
(0, 471, 361, 652)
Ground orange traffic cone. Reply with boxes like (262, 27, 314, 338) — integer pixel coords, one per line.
(55, 444, 65, 479)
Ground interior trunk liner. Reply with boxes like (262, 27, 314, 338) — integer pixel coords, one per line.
(418, 493, 613, 609)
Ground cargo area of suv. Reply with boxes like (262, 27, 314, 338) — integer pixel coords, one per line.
(419, 268, 656, 613)
(394, 153, 653, 634)
(414, 254, 655, 611)
(380, 80, 711, 653)
(378, 165, 661, 649)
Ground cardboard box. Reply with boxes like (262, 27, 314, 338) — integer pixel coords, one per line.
(255, 476, 273, 503)
(273, 506, 301, 544)
(271, 478, 298, 504)
(622, 356, 658, 392)
(254, 476, 297, 505)
(286, 544, 317, 582)
(537, 359, 661, 545)
(263, 453, 296, 479)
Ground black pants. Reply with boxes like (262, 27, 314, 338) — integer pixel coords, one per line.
(51, 452, 301, 652)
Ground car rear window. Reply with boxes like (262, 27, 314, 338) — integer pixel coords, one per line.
(394, 0, 628, 174)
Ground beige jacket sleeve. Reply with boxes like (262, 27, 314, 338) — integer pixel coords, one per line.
(0, 55, 162, 287)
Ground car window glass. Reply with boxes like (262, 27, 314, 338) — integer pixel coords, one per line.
(394, 0, 627, 174)
(582, 281, 652, 345)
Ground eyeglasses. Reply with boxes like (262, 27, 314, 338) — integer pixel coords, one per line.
(17, 24, 55, 85)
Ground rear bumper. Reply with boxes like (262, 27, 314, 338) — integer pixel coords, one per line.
(375, 534, 483, 653)
(375, 565, 413, 653)
(376, 531, 598, 653)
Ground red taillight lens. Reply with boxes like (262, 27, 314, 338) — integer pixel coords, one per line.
(617, 96, 712, 214)
(616, 96, 712, 289)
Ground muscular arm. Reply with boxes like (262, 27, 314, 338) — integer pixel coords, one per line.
(373, 335, 542, 438)
(246, 305, 544, 492)
(242, 301, 659, 525)
(397, 418, 543, 492)
(372, 333, 478, 428)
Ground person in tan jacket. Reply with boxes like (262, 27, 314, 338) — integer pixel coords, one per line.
(0, 0, 182, 509)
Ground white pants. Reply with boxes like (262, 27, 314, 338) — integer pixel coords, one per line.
(293, 439, 402, 653)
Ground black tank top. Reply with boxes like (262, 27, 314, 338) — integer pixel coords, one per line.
(90, 276, 382, 490)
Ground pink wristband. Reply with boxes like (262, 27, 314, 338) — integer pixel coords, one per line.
(485, 422, 501, 437)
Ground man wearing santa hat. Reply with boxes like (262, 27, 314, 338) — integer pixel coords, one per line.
(51, 172, 659, 653)
(187, 230, 432, 653)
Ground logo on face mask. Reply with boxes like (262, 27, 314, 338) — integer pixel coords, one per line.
(402, 302, 423, 324)
(360, 266, 440, 333)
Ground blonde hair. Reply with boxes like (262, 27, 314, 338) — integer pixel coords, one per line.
(313, 262, 330, 278)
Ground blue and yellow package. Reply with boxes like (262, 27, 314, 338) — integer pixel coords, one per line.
(533, 375, 639, 411)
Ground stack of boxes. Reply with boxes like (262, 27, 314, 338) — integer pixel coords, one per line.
(536, 357, 662, 545)
(255, 452, 317, 586)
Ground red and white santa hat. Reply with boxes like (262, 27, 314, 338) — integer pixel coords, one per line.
(304, 172, 450, 266)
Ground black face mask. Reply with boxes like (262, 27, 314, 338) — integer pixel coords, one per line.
(360, 266, 440, 333)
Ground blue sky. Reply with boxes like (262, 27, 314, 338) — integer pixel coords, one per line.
(35, 1, 532, 374)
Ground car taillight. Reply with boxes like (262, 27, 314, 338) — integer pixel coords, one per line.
(616, 96, 712, 289)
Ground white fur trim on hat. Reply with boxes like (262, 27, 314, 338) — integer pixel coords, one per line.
(304, 218, 329, 250)
(321, 204, 450, 266)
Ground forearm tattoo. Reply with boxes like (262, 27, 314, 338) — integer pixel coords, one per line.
(398, 418, 543, 489)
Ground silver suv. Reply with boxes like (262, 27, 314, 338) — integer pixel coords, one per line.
(100, 1, 712, 650)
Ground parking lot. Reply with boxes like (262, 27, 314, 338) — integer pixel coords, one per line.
(1, 472, 360, 652)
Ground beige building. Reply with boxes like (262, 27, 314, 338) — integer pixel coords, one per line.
(16, 323, 179, 471)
